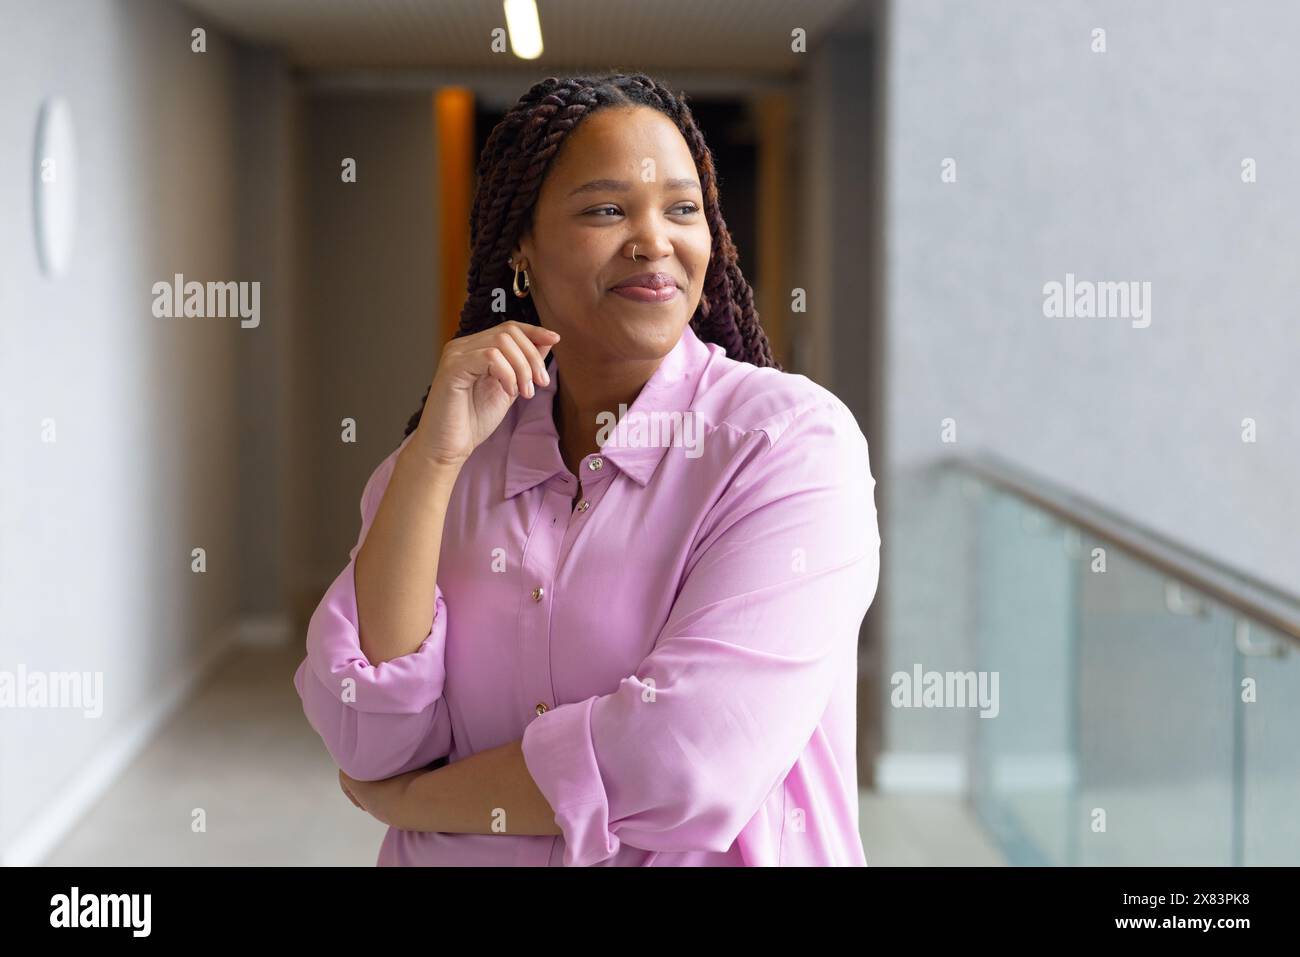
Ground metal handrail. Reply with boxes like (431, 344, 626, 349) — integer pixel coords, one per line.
(943, 451, 1300, 646)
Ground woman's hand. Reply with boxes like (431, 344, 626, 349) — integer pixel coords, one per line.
(339, 768, 427, 830)
(409, 320, 560, 469)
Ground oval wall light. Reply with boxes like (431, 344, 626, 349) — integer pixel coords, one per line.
(33, 96, 77, 277)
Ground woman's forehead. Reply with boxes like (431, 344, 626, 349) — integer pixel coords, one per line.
(545, 111, 695, 189)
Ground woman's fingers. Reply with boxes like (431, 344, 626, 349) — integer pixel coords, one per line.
(507, 319, 561, 350)
(479, 346, 521, 399)
(501, 322, 556, 389)
(448, 321, 560, 402)
(491, 330, 537, 398)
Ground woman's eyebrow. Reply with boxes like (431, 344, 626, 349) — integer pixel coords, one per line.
(568, 177, 702, 196)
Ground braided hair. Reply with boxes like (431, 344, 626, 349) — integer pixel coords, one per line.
(403, 72, 781, 439)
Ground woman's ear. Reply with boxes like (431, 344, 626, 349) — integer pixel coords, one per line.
(508, 236, 522, 265)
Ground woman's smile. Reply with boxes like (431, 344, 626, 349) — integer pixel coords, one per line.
(610, 284, 680, 303)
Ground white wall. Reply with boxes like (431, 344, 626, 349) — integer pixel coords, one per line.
(885, 0, 1299, 596)
(0, 0, 289, 861)
(882, 0, 1300, 775)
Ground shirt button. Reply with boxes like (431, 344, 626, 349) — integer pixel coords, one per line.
(576, 499, 590, 512)
(588, 457, 603, 471)
(530, 586, 544, 601)
(535, 702, 549, 715)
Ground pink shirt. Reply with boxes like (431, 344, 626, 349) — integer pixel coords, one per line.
(293, 323, 881, 866)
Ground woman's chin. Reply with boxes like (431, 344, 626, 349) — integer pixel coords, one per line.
(598, 309, 688, 354)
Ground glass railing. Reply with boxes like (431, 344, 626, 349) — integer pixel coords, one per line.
(934, 455, 1300, 866)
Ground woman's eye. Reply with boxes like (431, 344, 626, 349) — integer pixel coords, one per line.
(585, 204, 699, 217)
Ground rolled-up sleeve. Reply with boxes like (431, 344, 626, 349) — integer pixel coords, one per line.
(292, 438, 454, 781)
(521, 399, 881, 865)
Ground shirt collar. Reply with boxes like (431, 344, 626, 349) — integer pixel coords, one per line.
(503, 322, 714, 499)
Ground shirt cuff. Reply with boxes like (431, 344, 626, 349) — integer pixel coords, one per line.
(520, 696, 620, 866)
(302, 557, 448, 715)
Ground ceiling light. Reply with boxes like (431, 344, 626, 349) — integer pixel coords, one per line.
(503, 0, 543, 60)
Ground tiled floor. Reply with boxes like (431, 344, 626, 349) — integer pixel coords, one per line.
(42, 642, 387, 866)
(41, 642, 1004, 866)
(859, 793, 1005, 866)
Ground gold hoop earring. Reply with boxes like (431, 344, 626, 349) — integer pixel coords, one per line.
(511, 259, 531, 298)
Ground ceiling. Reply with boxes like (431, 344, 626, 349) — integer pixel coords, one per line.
(172, 0, 875, 85)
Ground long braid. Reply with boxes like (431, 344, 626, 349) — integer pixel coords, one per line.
(403, 72, 780, 439)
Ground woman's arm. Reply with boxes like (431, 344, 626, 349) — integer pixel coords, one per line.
(293, 440, 455, 781)
(358, 320, 558, 664)
(343, 741, 562, 836)
(355, 444, 462, 664)
(299, 323, 557, 782)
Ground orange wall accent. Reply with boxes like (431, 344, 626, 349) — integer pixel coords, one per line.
(436, 88, 474, 349)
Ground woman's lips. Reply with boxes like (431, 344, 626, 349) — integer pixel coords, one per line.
(611, 285, 679, 303)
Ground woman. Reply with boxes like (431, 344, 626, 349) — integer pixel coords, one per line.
(293, 72, 881, 866)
